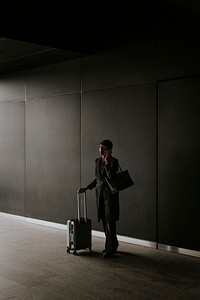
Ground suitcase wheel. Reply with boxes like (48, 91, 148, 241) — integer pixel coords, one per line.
(73, 250, 77, 255)
(66, 247, 70, 254)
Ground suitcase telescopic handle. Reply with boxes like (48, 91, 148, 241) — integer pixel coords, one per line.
(77, 191, 87, 222)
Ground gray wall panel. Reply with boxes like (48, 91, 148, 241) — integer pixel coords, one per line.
(25, 60, 81, 99)
(159, 78, 200, 251)
(26, 94, 81, 223)
(0, 73, 25, 102)
(158, 35, 200, 80)
(82, 84, 157, 241)
(0, 101, 25, 215)
(82, 40, 156, 91)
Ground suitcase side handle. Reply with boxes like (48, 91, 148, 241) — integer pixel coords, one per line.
(77, 191, 87, 222)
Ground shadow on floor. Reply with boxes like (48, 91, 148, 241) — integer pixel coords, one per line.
(68, 247, 200, 282)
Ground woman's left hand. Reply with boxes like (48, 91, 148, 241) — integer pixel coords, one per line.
(103, 149, 110, 164)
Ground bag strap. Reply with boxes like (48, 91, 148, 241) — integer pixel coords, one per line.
(118, 163, 123, 173)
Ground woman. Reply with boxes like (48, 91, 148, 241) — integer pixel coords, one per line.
(79, 139, 119, 258)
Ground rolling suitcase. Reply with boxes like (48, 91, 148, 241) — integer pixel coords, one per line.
(66, 191, 92, 255)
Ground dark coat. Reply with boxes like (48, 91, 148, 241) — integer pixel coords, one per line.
(87, 156, 119, 222)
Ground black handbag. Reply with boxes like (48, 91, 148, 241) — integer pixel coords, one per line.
(105, 164, 134, 194)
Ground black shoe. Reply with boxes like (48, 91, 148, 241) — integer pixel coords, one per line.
(102, 251, 115, 258)
(102, 247, 118, 254)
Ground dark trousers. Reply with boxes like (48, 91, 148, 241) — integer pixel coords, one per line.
(102, 219, 119, 253)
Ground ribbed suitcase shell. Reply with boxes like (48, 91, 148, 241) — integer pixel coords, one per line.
(66, 192, 92, 254)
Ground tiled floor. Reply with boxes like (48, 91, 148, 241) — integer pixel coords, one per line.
(0, 214, 200, 300)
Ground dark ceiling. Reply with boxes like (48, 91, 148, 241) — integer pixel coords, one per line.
(0, 1, 199, 76)
(0, 5, 143, 76)
(0, 37, 88, 76)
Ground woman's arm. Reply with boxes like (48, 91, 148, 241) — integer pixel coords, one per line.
(78, 178, 97, 193)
